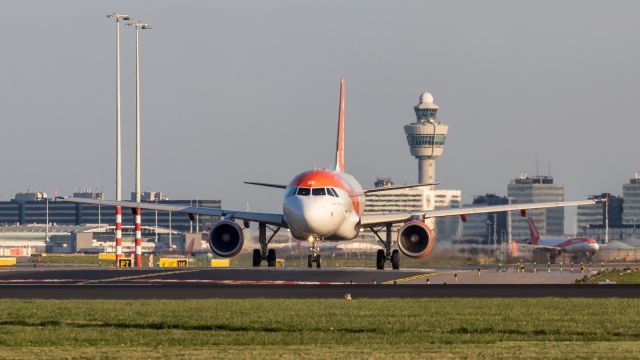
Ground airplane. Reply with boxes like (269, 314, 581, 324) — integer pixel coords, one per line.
(65, 79, 600, 270)
(525, 217, 600, 263)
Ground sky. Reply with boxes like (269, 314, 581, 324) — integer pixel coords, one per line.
(1, 1, 639, 231)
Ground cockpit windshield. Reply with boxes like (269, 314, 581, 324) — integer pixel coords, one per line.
(312, 188, 326, 196)
(293, 187, 339, 197)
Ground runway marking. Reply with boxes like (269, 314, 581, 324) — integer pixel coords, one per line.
(385, 270, 471, 284)
(77, 269, 200, 285)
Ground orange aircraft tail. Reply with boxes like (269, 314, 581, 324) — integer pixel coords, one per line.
(527, 217, 540, 245)
(334, 78, 345, 172)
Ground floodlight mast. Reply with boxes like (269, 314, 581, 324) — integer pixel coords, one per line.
(106, 12, 131, 266)
(126, 21, 152, 204)
(126, 20, 152, 268)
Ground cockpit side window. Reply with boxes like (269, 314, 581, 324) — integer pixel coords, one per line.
(312, 188, 326, 196)
(327, 187, 338, 197)
(297, 187, 311, 196)
(287, 187, 297, 197)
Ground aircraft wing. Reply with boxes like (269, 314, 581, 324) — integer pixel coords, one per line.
(363, 183, 440, 194)
(63, 197, 286, 227)
(359, 199, 600, 227)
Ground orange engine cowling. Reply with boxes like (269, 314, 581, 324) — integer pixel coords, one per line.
(208, 220, 244, 258)
(397, 221, 436, 258)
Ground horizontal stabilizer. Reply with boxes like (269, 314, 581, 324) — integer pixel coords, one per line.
(244, 182, 287, 189)
(363, 183, 440, 194)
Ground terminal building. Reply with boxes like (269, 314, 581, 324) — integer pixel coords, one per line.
(363, 178, 461, 241)
(0, 191, 221, 233)
(508, 174, 564, 240)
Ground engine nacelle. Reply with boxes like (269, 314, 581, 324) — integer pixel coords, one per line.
(208, 220, 244, 257)
(397, 221, 435, 258)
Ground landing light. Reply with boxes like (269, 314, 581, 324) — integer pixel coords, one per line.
(308, 236, 314, 243)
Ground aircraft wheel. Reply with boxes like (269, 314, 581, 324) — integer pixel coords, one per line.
(391, 249, 400, 270)
(252, 249, 261, 267)
(316, 255, 321, 268)
(376, 249, 385, 270)
(267, 249, 276, 267)
(307, 255, 313, 268)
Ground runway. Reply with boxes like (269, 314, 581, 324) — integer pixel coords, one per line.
(0, 267, 638, 299)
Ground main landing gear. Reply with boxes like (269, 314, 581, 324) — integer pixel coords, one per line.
(307, 237, 322, 268)
(370, 224, 400, 270)
(252, 223, 281, 267)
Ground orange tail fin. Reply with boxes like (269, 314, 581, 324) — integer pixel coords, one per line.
(334, 78, 345, 172)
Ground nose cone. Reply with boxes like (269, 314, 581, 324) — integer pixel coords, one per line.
(302, 204, 334, 236)
(284, 196, 341, 237)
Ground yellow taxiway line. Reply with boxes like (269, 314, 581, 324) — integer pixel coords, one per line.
(385, 270, 472, 284)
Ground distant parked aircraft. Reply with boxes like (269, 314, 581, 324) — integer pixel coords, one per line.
(525, 217, 600, 262)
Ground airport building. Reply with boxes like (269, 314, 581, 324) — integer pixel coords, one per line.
(508, 174, 564, 240)
(0, 191, 221, 233)
(363, 182, 461, 241)
(0, 224, 199, 255)
(623, 173, 640, 226)
(462, 194, 509, 245)
(577, 193, 622, 235)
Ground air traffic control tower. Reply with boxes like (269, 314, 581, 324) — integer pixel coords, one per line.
(404, 92, 448, 188)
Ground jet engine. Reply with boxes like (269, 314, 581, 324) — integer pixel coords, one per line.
(397, 221, 435, 258)
(208, 220, 244, 257)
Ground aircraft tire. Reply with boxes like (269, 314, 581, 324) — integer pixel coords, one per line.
(376, 249, 385, 270)
(391, 249, 400, 270)
(267, 249, 276, 267)
(307, 255, 313, 268)
(316, 255, 321, 268)
(252, 249, 261, 267)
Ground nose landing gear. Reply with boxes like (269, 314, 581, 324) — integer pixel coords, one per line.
(307, 237, 322, 268)
(252, 223, 281, 267)
(371, 224, 400, 270)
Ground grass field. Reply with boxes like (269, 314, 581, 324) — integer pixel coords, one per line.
(577, 267, 640, 284)
(1, 298, 640, 359)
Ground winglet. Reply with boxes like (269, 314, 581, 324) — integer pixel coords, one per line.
(334, 78, 345, 172)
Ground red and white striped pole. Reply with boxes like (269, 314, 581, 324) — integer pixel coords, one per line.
(135, 208, 142, 268)
(115, 206, 123, 265)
